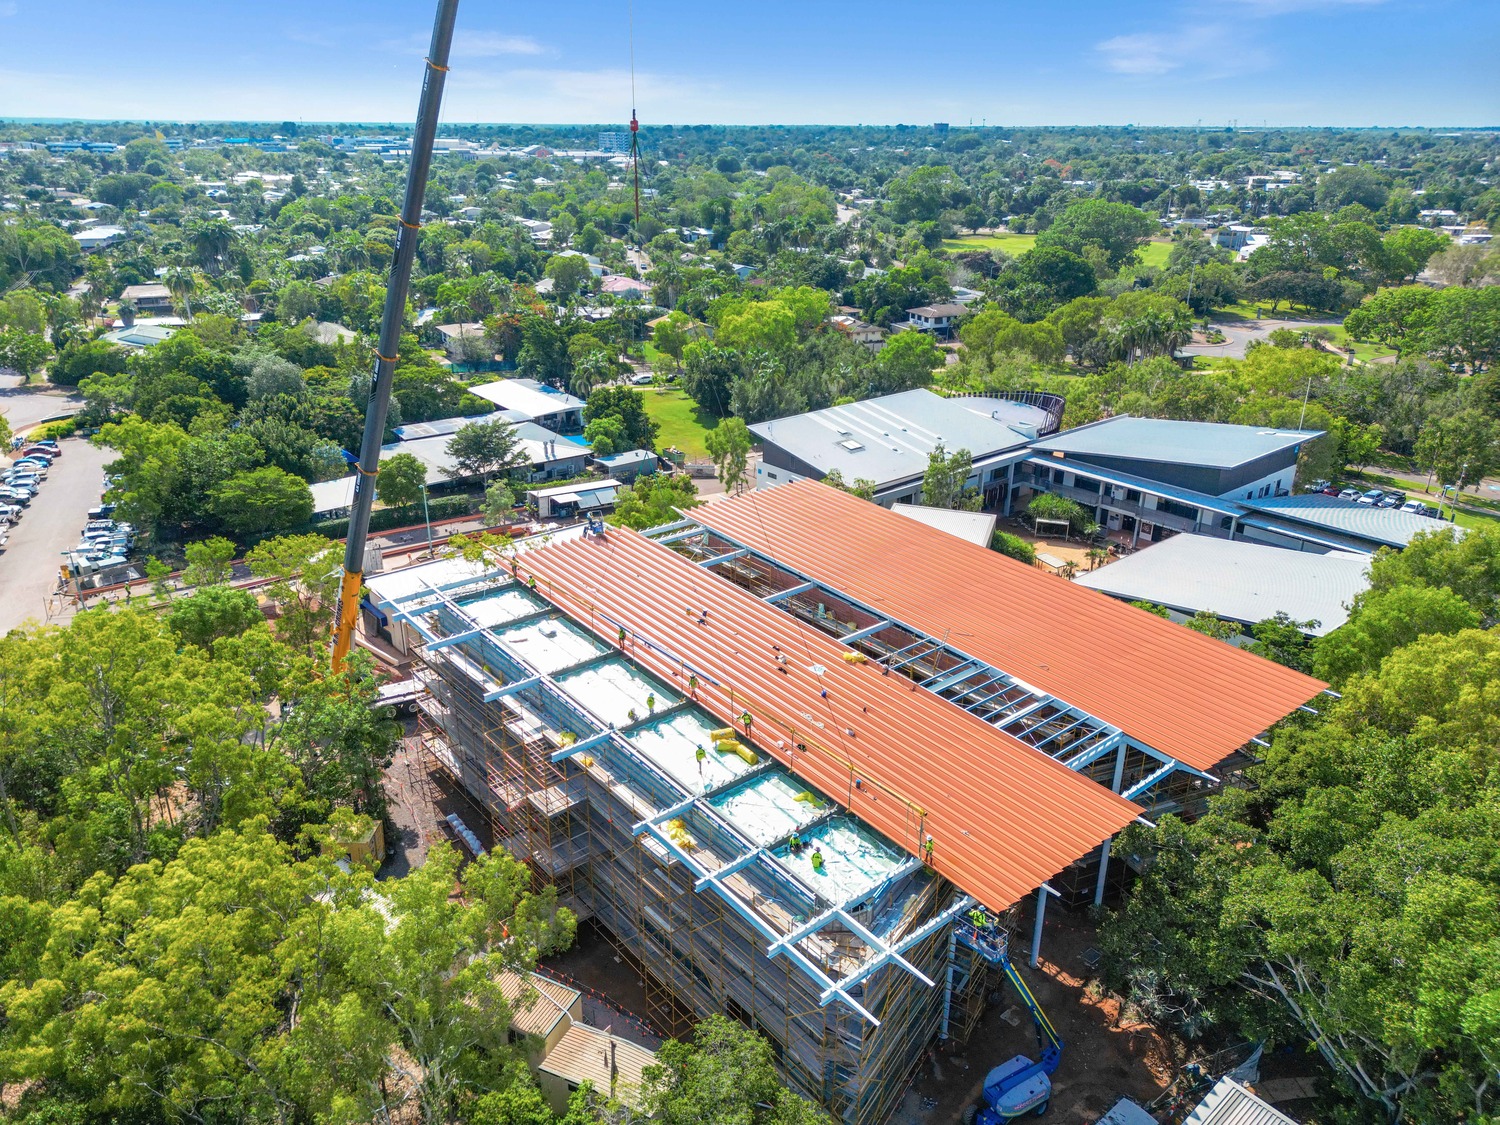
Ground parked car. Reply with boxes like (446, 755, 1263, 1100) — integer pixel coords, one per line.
(1379, 493, 1406, 508)
(87, 504, 115, 520)
(1400, 499, 1426, 514)
(1304, 479, 1332, 493)
(1422, 504, 1444, 519)
(1357, 489, 1385, 506)
(0, 489, 32, 506)
(1320, 484, 1342, 496)
(630, 372, 654, 385)
(0, 505, 21, 524)
(19, 447, 56, 461)
(1337, 487, 1361, 501)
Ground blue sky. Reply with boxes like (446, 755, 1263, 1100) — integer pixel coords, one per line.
(1, 0, 1494, 126)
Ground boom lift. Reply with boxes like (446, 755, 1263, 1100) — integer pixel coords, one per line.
(330, 0, 460, 671)
(959, 912, 1065, 1123)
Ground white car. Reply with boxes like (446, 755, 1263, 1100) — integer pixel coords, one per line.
(630, 372, 655, 386)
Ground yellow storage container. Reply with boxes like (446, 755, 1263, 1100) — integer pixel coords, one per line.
(710, 727, 737, 742)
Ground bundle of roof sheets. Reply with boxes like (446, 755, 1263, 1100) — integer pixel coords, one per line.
(691, 481, 1327, 771)
(518, 526, 1141, 911)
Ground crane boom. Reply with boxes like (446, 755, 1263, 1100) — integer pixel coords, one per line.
(331, 0, 461, 672)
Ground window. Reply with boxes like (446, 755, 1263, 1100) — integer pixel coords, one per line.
(1220, 515, 1234, 531)
(1158, 498, 1199, 521)
(1126, 489, 1141, 503)
(766, 471, 778, 480)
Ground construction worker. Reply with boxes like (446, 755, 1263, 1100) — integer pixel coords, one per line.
(740, 710, 753, 732)
(924, 835, 935, 865)
(969, 907, 988, 929)
(645, 692, 656, 713)
(688, 674, 699, 698)
(788, 832, 802, 854)
(810, 847, 825, 872)
(618, 626, 627, 644)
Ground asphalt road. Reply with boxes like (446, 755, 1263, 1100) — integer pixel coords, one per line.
(1179, 317, 1341, 360)
(0, 437, 111, 635)
(0, 373, 83, 435)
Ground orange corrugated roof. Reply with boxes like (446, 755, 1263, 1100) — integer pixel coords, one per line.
(521, 527, 1140, 912)
(690, 481, 1327, 772)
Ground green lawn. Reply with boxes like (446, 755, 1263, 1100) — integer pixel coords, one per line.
(940, 232, 1038, 254)
(641, 387, 718, 460)
(1326, 325, 1397, 364)
(1135, 240, 1173, 269)
(941, 233, 1174, 270)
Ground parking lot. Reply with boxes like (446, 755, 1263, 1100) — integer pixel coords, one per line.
(0, 438, 113, 635)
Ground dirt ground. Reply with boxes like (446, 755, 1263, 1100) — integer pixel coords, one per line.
(540, 902, 1186, 1125)
(380, 730, 497, 880)
(888, 906, 1177, 1125)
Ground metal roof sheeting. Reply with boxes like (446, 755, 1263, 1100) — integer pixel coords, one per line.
(691, 482, 1326, 771)
(537, 1023, 655, 1103)
(1239, 493, 1457, 549)
(749, 389, 1040, 489)
(1030, 417, 1321, 470)
(1074, 535, 1370, 637)
(520, 527, 1141, 912)
(1183, 1079, 1298, 1125)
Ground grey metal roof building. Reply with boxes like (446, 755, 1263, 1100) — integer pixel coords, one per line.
(1239, 493, 1456, 551)
(752, 389, 1053, 504)
(1031, 417, 1320, 470)
(1074, 534, 1370, 636)
(1030, 417, 1322, 501)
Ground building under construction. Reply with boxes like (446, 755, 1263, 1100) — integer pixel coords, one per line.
(365, 481, 1324, 1124)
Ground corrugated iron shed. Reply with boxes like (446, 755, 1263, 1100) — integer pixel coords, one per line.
(537, 1023, 655, 1104)
(520, 527, 1141, 912)
(690, 482, 1326, 771)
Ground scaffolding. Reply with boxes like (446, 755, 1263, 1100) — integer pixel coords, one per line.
(377, 566, 977, 1125)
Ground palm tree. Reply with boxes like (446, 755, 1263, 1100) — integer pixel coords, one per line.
(1086, 546, 1110, 571)
(164, 267, 196, 321)
(187, 218, 235, 276)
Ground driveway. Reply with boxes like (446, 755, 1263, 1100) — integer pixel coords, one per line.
(1179, 317, 1341, 360)
(0, 437, 111, 635)
(0, 374, 84, 436)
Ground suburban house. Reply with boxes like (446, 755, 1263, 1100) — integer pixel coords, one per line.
(120, 283, 174, 315)
(431, 322, 487, 361)
(828, 313, 887, 350)
(469, 378, 586, 434)
(751, 388, 1064, 506)
(100, 323, 176, 349)
(72, 225, 126, 251)
(600, 274, 651, 297)
(902, 303, 968, 339)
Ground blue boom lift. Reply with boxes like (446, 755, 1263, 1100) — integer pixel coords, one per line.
(958, 912, 1065, 1123)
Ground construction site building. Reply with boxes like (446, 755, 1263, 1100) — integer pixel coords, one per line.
(365, 481, 1323, 1124)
